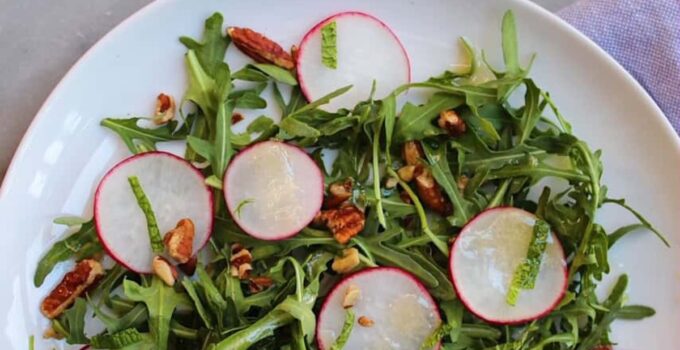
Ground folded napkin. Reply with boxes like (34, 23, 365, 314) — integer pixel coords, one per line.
(559, 0, 680, 134)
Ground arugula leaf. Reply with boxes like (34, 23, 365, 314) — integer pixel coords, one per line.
(58, 298, 89, 344)
(90, 328, 146, 349)
(321, 21, 338, 69)
(179, 12, 230, 77)
(251, 63, 298, 85)
(34, 220, 101, 287)
(100, 118, 186, 154)
(393, 94, 463, 143)
(123, 278, 190, 350)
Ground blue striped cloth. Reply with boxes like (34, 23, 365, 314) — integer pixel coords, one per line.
(559, 0, 680, 134)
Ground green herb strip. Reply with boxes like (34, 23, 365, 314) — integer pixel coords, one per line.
(507, 219, 550, 305)
(330, 308, 355, 350)
(127, 176, 164, 253)
(321, 21, 338, 69)
(234, 198, 254, 218)
(420, 324, 454, 350)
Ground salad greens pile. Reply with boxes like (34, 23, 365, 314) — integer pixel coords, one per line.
(34, 10, 666, 350)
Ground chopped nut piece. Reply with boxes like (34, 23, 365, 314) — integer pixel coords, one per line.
(43, 326, 63, 340)
(153, 93, 176, 125)
(414, 166, 451, 215)
(41, 259, 104, 319)
(230, 244, 253, 279)
(332, 248, 360, 274)
(179, 255, 198, 276)
(402, 141, 424, 166)
(385, 177, 399, 189)
(457, 175, 469, 192)
(231, 112, 244, 125)
(228, 27, 295, 70)
(324, 179, 353, 209)
(342, 284, 361, 308)
(399, 190, 413, 204)
(397, 165, 416, 182)
(314, 205, 365, 244)
(163, 218, 195, 264)
(438, 109, 466, 136)
(152, 256, 178, 286)
(358, 316, 375, 327)
(248, 276, 274, 293)
(291, 45, 300, 63)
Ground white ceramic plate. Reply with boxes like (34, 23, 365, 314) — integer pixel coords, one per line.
(1, 0, 679, 348)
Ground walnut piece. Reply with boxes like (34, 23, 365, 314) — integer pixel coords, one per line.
(41, 259, 104, 319)
(178, 255, 198, 276)
(153, 93, 176, 125)
(402, 141, 424, 166)
(163, 218, 195, 264)
(248, 276, 274, 294)
(342, 284, 361, 308)
(331, 248, 360, 274)
(358, 316, 375, 327)
(438, 109, 467, 136)
(231, 112, 244, 125)
(314, 205, 365, 244)
(414, 166, 451, 215)
(227, 27, 295, 70)
(153, 256, 178, 286)
(397, 165, 416, 182)
(324, 179, 353, 209)
(230, 244, 253, 279)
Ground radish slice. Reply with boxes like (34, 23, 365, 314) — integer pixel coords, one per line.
(317, 267, 441, 350)
(450, 208, 567, 325)
(94, 152, 213, 273)
(297, 12, 410, 111)
(223, 141, 323, 240)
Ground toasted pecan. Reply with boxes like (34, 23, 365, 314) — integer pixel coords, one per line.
(153, 93, 175, 125)
(41, 259, 104, 319)
(228, 27, 294, 70)
(248, 276, 274, 294)
(230, 244, 253, 279)
(314, 205, 365, 244)
(324, 179, 353, 209)
(438, 109, 466, 136)
(414, 166, 451, 215)
(152, 256, 178, 286)
(163, 218, 195, 264)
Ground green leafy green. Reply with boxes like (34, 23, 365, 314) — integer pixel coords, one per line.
(127, 176, 164, 253)
(330, 309, 355, 350)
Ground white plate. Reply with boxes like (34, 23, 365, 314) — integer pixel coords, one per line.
(1, 0, 679, 348)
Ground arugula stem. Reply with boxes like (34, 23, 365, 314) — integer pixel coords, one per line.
(359, 254, 378, 267)
(487, 179, 510, 209)
(372, 121, 387, 229)
(387, 168, 449, 256)
(568, 142, 601, 280)
(397, 235, 450, 249)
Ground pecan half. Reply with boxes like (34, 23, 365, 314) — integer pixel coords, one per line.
(402, 141, 424, 166)
(163, 218, 195, 264)
(324, 179, 353, 209)
(228, 27, 294, 70)
(41, 259, 104, 319)
(438, 109, 466, 136)
(178, 255, 198, 276)
(153, 256, 178, 286)
(153, 93, 175, 125)
(414, 166, 451, 215)
(230, 244, 253, 279)
(248, 276, 274, 294)
(314, 205, 365, 244)
(358, 316, 375, 327)
(331, 248, 360, 274)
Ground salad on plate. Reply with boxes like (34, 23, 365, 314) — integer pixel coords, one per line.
(32, 9, 667, 350)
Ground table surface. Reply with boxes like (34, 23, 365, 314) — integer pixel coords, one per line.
(0, 0, 571, 182)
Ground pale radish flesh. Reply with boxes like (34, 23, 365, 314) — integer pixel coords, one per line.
(450, 208, 567, 324)
(223, 141, 323, 240)
(317, 267, 441, 350)
(297, 12, 410, 111)
(94, 152, 213, 273)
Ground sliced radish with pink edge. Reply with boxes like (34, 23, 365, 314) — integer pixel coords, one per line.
(223, 141, 323, 240)
(94, 151, 213, 274)
(450, 207, 567, 325)
(317, 267, 441, 350)
(297, 11, 411, 111)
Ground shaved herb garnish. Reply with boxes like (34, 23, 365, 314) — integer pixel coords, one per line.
(507, 220, 550, 305)
(321, 21, 338, 69)
(127, 176, 163, 253)
(420, 324, 454, 350)
(234, 198, 254, 218)
(330, 309, 355, 350)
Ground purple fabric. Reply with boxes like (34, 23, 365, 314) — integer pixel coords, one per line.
(558, 0, 680, 134)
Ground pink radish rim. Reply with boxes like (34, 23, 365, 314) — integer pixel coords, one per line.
(296, 11, 412, 104)
(94, 151, 214, 274)
(316, 266, 442, 350)
(448, 207, 568, 325)
(222, 140, 324, 241)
